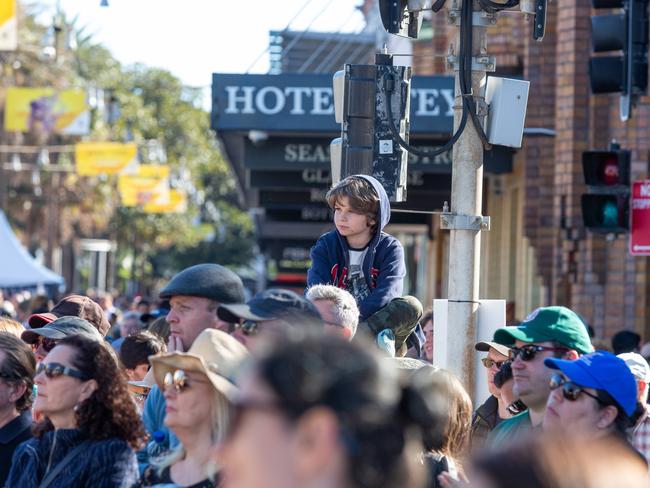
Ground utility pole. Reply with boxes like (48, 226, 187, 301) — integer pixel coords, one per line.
(443, 0, 491, 392)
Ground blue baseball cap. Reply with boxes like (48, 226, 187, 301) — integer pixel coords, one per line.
(544, 351, 637, 417)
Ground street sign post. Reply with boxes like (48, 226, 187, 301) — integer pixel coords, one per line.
(630, 180, 650, 255)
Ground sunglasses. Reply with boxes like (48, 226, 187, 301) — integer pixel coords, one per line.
(32, 337, 58, 354)
(164, 369, 191, 393)
(509, 345, 569, 362)
(35, 362, 89, 381)
(549, 373, 607, 405)
(481, 358, 505, 369)
(237, 320, 260, 337)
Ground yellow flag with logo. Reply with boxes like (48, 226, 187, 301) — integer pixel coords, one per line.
(75, 142, 138, 176)
(0, 0, 16, 51)
(144, 189, 187, 214)
(5, 87, 90, 135)
(118, 165, 170, 207)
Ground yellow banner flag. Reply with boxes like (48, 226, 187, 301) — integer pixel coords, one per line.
(75, 142, 138, 176)
(118, 165, 170, 207)
(0, 0, 16, 51)
(5, 87, 89, 135)
(144, 189, 188, 214)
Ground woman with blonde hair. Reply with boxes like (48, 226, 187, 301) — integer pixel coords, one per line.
(0, 316, 24, 337)
(141, 328, 249, 487)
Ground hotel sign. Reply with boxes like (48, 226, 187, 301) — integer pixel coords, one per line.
(212, 73, 455, 134)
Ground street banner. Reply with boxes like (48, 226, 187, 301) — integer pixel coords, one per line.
(75, 142, 138, 176)
(630, 180, 650, 255)
(118, 165, 170, 207)
(144, 189, 187, 214)
(0, 0, 17, 51)
(4, 87, 90, 135)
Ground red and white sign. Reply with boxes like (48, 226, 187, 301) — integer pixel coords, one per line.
(630, 180, 650, 255)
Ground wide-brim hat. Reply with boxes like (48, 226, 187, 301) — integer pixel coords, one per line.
(150, 328, 249, 400)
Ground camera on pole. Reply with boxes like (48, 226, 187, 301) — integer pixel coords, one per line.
(330, 53, 411, 202)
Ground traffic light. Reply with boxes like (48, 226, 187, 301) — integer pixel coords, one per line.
(581, 149, 631, 232)
(331, 53, 411, 201)
(589, 0, 649, 120)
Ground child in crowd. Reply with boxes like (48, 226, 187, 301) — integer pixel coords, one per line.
(307, 174, 422, 354)
(119, 330, 166, 381)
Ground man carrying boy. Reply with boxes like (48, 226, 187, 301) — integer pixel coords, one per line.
(308, 174, 422, 353)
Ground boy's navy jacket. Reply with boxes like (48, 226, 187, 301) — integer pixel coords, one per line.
(307, 174, 405, 319)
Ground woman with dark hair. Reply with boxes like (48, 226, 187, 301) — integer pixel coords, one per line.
(542, 351, 639, 438)
(0, 333, 35, 487)
(219, 333, 437, 488)
(408, 368, 472, 487)
(5, 334, 146, 487)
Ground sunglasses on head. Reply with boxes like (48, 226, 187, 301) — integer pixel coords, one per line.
(35, 362, 88, 381)
(164, 369, 191, 393)
(509, 345, 569, 362)
(549, 373, 607, 405)
(481, 358, 505, 369)
(32, 337, 58, 353)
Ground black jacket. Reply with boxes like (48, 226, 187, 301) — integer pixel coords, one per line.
(0, 411, 32, 487)
(470, 395, 502, 447)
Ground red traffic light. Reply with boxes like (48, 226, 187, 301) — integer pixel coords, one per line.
(582, 150, 630, 187)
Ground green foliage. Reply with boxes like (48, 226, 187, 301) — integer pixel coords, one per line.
(9, 2, 254, 292)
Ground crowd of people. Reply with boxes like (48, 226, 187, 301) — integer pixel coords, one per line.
(0, 175, 648, 487)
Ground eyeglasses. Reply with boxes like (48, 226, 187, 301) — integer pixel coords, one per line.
(509, 345, 569, 362)
(35, 362, 89, 381)
(549, 373, 607, 405)
(481, 358, 505, 369)
(237, 320, 260, 337)
(32, 337, 58, 354)
(163, 369, 190, 393)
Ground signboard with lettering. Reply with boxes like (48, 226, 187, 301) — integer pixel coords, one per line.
(212, 73, 454, 134)
(244, 137, 513, 174)
(630, 181, 650, 256)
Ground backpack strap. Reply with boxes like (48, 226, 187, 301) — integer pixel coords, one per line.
(38, 441, 90, 488)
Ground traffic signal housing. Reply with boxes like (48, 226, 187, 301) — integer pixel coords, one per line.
(330, 54, 411, 201)
(581, 150, 631, 232)
(378, 0, 422, 38)
(589, 0, 649, 120)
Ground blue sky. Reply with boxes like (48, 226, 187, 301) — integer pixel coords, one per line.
(45, 0, 366, 90)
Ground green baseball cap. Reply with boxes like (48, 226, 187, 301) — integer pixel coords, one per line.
(493, 306, 594, 355)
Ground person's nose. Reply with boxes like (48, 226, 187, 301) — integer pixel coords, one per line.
(511, 354, 524, 369)
(166, 309, 177, 323)
(35, 345, 47, 363)
(163, 385, 177, 401)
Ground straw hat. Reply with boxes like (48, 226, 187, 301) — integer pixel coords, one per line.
(150, 328, 249, 400)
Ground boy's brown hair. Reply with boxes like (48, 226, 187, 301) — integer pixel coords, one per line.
(326, 176, 380, 231)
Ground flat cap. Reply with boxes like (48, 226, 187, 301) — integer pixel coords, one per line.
(159, 263, 245, 304)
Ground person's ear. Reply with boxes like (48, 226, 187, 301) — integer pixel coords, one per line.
(7, 382, 27, 404)
(78, 379, 98, 403)
(563, 349, 579, 361)
(597, 405, 619, 430)
(292, 407, 342, 478)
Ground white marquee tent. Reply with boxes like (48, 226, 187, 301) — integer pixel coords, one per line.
(0, 210, 64, 289)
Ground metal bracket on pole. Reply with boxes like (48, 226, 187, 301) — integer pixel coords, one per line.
(448, 10, 497, 26)
(440, 213, 491, 231)
(446, 55, 496, 72)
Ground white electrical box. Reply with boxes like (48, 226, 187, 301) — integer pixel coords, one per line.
(485, 77, 530, 148)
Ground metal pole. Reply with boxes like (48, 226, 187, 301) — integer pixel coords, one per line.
(445, 0, 488, 394)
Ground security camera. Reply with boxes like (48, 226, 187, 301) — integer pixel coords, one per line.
(248, 130, 269, 145)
